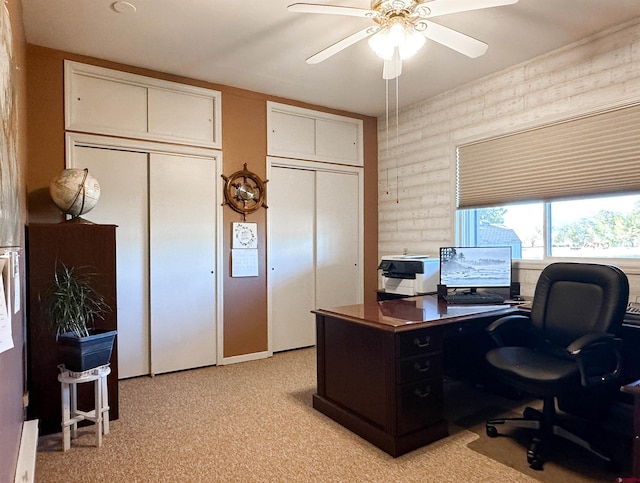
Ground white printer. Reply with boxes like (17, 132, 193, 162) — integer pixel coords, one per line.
(378, 255, 440, 296)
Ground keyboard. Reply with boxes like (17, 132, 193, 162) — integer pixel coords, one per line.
(627, 302, 640, 315)
(625, 302, 640, 323)
(445, 292, 505, 305)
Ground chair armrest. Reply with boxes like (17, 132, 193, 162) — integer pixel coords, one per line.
(567, 332, 615, 354)
(486, 314, 536, 347)
(567, 332, 622, 387)
(621, 379, 640, 397)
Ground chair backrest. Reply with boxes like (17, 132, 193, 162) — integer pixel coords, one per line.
(530, 262, 629, 348)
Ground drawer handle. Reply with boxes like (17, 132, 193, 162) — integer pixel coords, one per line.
(414, 360, 431, 372)
(414, 386, 432, 398)
(413, 336, 431, 348)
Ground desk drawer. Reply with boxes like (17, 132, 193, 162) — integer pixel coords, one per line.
(442, 317, 492, 338)
(398, 327, 442, 358)
(397, 379, 443, 435)
(398, 353, 442, 384)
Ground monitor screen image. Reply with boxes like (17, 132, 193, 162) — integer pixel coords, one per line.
(439, 246, 512, 290)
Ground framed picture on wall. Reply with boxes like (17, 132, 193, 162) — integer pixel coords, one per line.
(232, 222, 258, 249)
(0, 4, 21, 248)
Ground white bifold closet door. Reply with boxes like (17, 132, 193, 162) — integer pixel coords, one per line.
(269, 165, 361, 353)
(315, 170, 360, 308)
(269, 167, 316, 352)
(74, 146, 217, 378)
(148, 154, 217, 375)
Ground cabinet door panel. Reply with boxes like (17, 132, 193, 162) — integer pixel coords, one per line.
(316, 119, 360, 164)
(316, 170, 361, 308)
(149, 153, 217, 374)
(148, 88, 215, 144)
(69, 75, 148, 135)
(269, 166, 316, 352)
(74, 147, 150, 378)
(324, 316, 389, 427)
(269, 111, 315, 157)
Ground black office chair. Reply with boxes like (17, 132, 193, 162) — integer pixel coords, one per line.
(484, 262, 629, 470)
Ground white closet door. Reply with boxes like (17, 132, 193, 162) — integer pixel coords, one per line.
(269, 165, 362, 353)
(270, 166, 316, 352)
(74, 147, 150, 378)
(149, 153, 217, 374)
(316, 170, 361, 308)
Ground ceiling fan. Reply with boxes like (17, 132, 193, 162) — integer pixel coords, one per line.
(288, 0, 519, 79)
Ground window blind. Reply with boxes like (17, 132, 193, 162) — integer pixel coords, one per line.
(456, 103, 640, 209)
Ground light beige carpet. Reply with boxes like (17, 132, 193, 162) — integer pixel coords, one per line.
(34, 347, 605, 482)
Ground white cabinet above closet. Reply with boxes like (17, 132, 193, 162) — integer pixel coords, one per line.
(267, 102, 363, 166)
(64, 61, 222, 149)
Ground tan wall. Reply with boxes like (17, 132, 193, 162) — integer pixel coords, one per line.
(25, 45, 378, 359)
(221, 92, 269, 356)
(0, 0, 28, 480)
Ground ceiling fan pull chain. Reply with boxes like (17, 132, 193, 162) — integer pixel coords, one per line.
(395, 75, 400, 204)
(385, 77, 390, 195)
(396, 74, 399, 145)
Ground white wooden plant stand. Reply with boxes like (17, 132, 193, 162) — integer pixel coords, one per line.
(58, 364, 111, 451)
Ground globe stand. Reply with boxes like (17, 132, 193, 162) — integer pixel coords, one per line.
(62, 217, 95, 225)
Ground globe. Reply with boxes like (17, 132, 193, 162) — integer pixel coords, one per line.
(50, 168, 101, 217)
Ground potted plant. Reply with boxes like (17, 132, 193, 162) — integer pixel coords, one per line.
(42, 262, 116, 372)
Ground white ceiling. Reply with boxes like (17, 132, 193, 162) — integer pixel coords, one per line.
(20, 0, 640, 117)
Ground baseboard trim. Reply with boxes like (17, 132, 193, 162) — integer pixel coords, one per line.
(219, 350, 269, 365)
(14, 419, 38, 483)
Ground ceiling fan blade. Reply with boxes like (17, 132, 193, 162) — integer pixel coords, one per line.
(306, 27, 378, 64)
(288, 3, 377, 18)
(422, 21, 488, 58)
(418, 0, 518, 18)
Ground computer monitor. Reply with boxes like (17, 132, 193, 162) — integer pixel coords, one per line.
(439, 246, 512, 292)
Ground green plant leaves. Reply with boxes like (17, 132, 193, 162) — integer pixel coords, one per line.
(43, 262, 111, 339)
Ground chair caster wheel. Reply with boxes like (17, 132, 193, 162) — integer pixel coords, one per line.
(528, 456, 543, 471)
(486, 425, 498, 438)
(523, 407, 541, 420)
(527, 437, 543, 470)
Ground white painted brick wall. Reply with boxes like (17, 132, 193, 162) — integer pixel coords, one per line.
(378, 18, 640, 297)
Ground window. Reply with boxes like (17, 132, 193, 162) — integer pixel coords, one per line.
(457, 194, 640, 260)
(455, 103, 640, 262)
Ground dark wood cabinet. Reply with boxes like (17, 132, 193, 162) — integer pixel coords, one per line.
(314, 312, 448, 457)
(26, 222, 118, 435)
(312, 296, 516, 457)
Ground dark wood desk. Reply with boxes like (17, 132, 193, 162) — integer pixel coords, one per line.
(621, 380, 640, 475)
(312, 295, 517, 457)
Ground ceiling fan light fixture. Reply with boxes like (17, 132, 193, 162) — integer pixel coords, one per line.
(368, 21, 425, 61)
(399, 28, 425, 59)
(368, 29, 394, 60)
(387, 20, 406, 46)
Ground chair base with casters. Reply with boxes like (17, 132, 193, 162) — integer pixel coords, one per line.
(486, 396, 618, 471)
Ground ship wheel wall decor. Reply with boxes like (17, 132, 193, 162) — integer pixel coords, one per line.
(221, 163, 268, 218)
